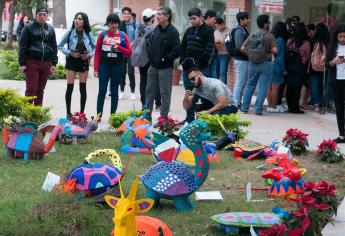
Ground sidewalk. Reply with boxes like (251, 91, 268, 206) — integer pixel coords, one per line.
(0, 74, 344, 153)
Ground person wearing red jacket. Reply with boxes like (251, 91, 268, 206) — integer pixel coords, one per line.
(94, 13, 132, 117)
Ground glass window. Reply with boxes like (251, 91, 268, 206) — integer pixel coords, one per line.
(166, 0, 227, 33)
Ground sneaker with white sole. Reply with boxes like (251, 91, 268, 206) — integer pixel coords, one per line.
(130, 93, 136, 100)
(277, 104, 288, 111)
(267, 107, 285, 113)
(119, 92, 124, 100)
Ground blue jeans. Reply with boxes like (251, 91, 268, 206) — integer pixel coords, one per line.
(97, 63, 124, 116)
(233, 60, 249, 107)
(241, 62, 273, 113)
(183, 67, 209, 122)
(310, 70, 324, 106)
(208, 61, 217, 78)
(216, 54, 230, 84)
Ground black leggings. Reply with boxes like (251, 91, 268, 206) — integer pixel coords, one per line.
(332, 80, 345, 136)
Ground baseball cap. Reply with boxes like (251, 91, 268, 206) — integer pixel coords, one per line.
(215, 17, 225, 24)
(204, 10, 217, 19)
(142, 8, 156, 20)
(36, 7, 48, 15)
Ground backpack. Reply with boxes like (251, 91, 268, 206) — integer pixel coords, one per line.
(286, 40, 302, 64)
(131, 25, 155, 67)
(310, 43, 326, 72)
(246, 32, 267, 63)
(225, 26, 244, 57)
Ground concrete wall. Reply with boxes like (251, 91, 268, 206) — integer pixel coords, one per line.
(65, 0, 109, 28)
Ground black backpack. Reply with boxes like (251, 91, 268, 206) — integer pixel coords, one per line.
(286, 40, 302, 64)
(225, 26, 243, 57)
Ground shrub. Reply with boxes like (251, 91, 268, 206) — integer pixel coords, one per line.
(108, 110, 145, 129)
(49, 64, 66, 80)
(196, 113, 250, 139)
(0, 88, 51, 124)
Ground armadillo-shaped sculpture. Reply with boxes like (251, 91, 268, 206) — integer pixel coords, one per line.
(141, 120, 235, 211)
(59, 115, 100, 144)
(2, 122, 63, 160)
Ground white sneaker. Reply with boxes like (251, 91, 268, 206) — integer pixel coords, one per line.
(267, 107, 284, 113)
(119, 92, 124, 100)
(130, 93, 136, 100)
(276, 105, 288, 112)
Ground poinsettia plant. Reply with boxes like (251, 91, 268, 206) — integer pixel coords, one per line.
(317, 139, 344, 163)
(156, 115, 180, 136)
(70, 112, 88, 128)
(282, 128, 309, 155)
(260, 181, 338, 236)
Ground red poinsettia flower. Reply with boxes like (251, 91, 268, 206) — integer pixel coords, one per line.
(71, 112, 88, 125)
(304, 181, 337, 196)
(317, 139, 337, 154)
(259, 224, 287, 236)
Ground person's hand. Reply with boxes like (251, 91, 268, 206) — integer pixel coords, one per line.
(19, 66, 27, 73)
(50, 66, 55, 73)
(69, 51, 80, 58)
(94, 71, 98, 77)
(184, 90, 194, 99)
(333, 55, 345, 65)
(81, 53, 90, 60)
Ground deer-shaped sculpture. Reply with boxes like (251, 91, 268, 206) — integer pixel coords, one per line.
(104, 177, 173, 236)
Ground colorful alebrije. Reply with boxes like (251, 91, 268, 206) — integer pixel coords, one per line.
(141, 120, 212, 211)
(66, 163, 122, 196)
(211, 212, 282, 235)
(269, 177, 304, 197)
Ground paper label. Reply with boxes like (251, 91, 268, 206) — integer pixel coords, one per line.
(42, 172, 60, 192)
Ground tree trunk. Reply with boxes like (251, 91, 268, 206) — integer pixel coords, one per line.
(0, 0, 5, 46)
(53, 0, 66, 28)
(26, 0, 33, 20)
(7, 0, 17, 49)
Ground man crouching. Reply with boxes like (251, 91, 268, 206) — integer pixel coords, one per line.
(182, 58, 238, 116)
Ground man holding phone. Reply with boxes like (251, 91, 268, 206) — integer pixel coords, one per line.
(19, 7, 58, 106)
(182, 58, 237, 115)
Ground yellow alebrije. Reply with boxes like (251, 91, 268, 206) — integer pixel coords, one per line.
(85, 149, 122, 170)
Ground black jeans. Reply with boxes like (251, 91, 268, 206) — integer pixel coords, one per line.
(286, 63, 305, 112)
(195, 97, 238, 115)
(332, 80, 345, 136)
(139, 63, 161, 109)
(120, 57, 136, 93)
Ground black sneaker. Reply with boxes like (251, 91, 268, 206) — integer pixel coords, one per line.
(334, 137, 345, 144)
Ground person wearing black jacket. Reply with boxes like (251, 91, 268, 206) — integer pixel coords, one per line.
(326, 24, 345, 143)
(18, 7, 58, 106)
(145, 6, 180, 121)
(180, 7, 215, 124)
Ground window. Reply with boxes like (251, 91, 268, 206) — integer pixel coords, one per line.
(113, 0, 121, 13)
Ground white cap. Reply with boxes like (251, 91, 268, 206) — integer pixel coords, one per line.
(142, 8, 156, 20)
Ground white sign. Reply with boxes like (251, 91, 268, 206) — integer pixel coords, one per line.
(277, 146, 292, 159)
(195, 191, 223, 201)
(42, 172, 61, 192)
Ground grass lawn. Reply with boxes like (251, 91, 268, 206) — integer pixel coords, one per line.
(1, 132, 345, 236)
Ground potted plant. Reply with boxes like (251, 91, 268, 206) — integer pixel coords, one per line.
(172, 58, 182, 86)
(282, 128, 309, 155)
(156, 115, 180, 141)
(317, 139, 344, 163)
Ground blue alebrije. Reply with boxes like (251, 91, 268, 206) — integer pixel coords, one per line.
(141, 161, 195, 196)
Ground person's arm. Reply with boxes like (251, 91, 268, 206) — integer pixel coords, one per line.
(93, 32, 103, 75)
(240, 37, 249, 54)
(203, 95, 227, 114)
(117, 33, 132, 57)
(275, 38, 285, 71)
(183, 90, 195, 110)
(164, 28, 181, 62)
(18, 25, 29, 67)
(179, 30, 187, 64)
(198, 27, 215, 65)
(57, 31, 70, 56)
(88, 32, 96, 57)
(300, 41, 311, 64)
(269, 34, 278, 55)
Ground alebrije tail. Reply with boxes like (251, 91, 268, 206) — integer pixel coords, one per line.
(44, 125, 63, 153)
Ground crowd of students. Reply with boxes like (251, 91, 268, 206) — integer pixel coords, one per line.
(17, 4, 345, 143)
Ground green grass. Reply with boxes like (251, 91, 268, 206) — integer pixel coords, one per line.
(0, 132, 345, 236)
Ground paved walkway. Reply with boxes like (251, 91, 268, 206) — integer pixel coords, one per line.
(1, 74, 343, 153)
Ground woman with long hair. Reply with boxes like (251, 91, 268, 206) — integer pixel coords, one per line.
(309, 23, 330, 112)
(326, 24, 345, 143)
(267, 21, 287, 112)
(94, 14, 132, 118)
(58, 12, 95, 118)
(285, 23, 311, 113)
(16, 15, 30, 43)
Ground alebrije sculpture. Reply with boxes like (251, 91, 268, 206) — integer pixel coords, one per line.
(59, 114, 100, 144)
(210, 207, 288, 235)
(141, 120, 236, 211)
(65, 149, 123, 197)
(2, 119, 63, 160)
(104, 177, 173, 236)
(262, 158, 305, 198)
(116, 113, 152, 154)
